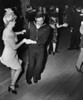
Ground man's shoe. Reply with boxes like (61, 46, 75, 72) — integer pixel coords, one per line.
(38, 75, 41, 80)
(26, 80, 32, 84)
(33, 78, 38, 83)
(33, 79, 38, 83)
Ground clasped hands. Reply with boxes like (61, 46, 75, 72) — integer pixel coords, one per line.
(21, 29, 37, 44)
(23, 38, 37, 44)
(50, 23, 68, 29)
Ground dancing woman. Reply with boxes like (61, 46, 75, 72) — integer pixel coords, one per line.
(0, 8, 36, 94)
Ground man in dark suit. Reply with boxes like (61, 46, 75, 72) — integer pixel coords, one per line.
(26, 13, 50, 84)
(68, 7, 81, 50)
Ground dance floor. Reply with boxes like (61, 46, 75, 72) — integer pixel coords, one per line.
(0, 28, 82, 100)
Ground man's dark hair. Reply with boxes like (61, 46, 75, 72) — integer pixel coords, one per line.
(35, 12, 44, 18)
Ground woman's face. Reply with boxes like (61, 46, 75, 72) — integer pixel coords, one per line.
(39, 7, 42, 11)
(10, 20, 16, 28)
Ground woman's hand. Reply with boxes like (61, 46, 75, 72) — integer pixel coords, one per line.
(81, 21, 83, 25)
(62, 23, 68, 27)
(23, 39, 37, 44)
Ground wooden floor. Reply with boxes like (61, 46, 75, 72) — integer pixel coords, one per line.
(0, 28, 82, 100)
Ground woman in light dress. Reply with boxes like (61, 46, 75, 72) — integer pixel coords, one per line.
(0, 8, 36, 94)
(76, 21, 83, 72)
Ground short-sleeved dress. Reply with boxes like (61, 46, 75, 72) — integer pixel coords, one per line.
(0, 29, 21, 70)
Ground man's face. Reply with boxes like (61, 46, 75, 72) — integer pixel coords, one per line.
(35, 17, 44, 26)
(65, 5, 68, 9)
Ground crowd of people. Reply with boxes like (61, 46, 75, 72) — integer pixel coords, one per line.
(0, 3, 83, 95)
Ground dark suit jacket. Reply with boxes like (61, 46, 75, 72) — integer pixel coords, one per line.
(28, 22, 50, 49)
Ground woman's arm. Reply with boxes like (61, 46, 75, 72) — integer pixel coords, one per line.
(80, 21, 83, 35)
(15, 39, 37, 49)
(7, 38, 36, 50)
(56, 23, 63, 28)
(56, 23, 68, 28)
(7, 37, 25, 49)
(15, 30, 26, 35)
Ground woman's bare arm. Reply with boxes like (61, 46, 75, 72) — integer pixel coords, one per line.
(15, 30, 26, 35)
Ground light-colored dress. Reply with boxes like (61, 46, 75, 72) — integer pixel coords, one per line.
(0, 29, 21, 70)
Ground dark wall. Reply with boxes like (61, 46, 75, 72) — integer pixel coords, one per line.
(0, 0, 21, 27)
(1, 0, 83, 8)
(1, 0, 83, 9)
(1, 0, 20, 8)
(30, 0, 71, 8)
(30, 0, 83, 8)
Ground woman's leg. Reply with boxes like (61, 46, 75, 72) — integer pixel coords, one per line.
(76, 48, 83, 70)
(47, 45, 50, 54)
(11, 69, 15, 83)
(47, 43, 52, 54)
(10, 68, 22, 89)
(52, 42, 56, 54)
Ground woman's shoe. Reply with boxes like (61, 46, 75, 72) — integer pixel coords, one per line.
(8, 85, 17, 94)
(55, 51, 59, 53)
(53, 52, 55, 55)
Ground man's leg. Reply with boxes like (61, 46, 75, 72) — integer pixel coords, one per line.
(68, 30, 76, 50)
(33, 50, 44, 82)
(75, 33, 81, 50)
(26, 50, 36, 84)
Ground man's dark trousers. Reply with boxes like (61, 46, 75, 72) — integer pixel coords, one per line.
(26, 48, 44, 82)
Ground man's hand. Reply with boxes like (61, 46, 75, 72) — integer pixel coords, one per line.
(22, 30, 26, 34)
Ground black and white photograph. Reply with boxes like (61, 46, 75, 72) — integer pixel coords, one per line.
(0, 0, 83, 100)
